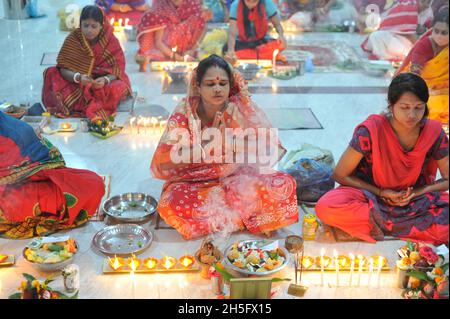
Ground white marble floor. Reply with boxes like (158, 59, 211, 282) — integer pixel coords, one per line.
(0, 0, 407, 299)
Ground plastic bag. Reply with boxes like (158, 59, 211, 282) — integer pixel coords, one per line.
(280, 144, 335, 202)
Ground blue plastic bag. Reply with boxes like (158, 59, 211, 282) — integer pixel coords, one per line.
(283, 158, 334, 202)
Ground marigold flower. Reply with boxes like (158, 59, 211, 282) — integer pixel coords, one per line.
(434, 267, 443, 276)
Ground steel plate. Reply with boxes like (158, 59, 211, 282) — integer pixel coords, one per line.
(102, 193, 158, 222)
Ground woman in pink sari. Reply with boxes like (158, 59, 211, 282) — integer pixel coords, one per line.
(136, 0, 213, 72)
(316, 73, 448, 246)
(42, 5, 132, 121)
(151, 55, 298, 240)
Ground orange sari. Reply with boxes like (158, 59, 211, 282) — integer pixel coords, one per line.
(150, 71, 298, 239)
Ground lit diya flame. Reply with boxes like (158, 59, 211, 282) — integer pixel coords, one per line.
(179, 255, 195, 268)
(108, 255, 125, 271)
(338, 255, 350, 268)
(372, 255, 387, 268)
(127, 254, 140, 271)
(161, 256, 176, 269)
(316, 255, 332, 268)
(301, 256, 314, 269)
(143, 257, 158, 270)
(355, 255, 366, 267)
(0, 254, 8, 263)
(61, 122, 72, 129)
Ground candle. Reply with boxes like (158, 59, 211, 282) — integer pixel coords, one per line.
(320, 248, 325, 286)
(129, 117, 136, 134)
(349, 253, 355, 287)
(272, 49, 279, 71)
(118, 18, 123, 27)
(368, 258, 374, 287)
(172, 46, 178, 62)
(151, 117, 159, 135)
(376, 256, 383, 288)
(110, 18, 114, 26)
(124, 18, 129, 27)
(357, 254, 363, 287)
(159, 120, 167, 134)
(333, 249, 339, 287)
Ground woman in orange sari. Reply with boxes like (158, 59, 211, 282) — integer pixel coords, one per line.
(0, 111, 105, 239)
(396, 9, 449, 124)
(316, 73, 448, 246)
(42, 5, 132, 121)
(151, 55, 298, 240)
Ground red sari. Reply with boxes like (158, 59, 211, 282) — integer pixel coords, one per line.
(316, 115, 449, 245)
(42, 14, 131, 120)
(150, 71, 298, 240)
(0, 112, 105, 239)
(137, 0, 207, 60)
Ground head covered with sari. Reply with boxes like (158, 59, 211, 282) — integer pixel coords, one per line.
(151, 54, 286, 182)
(56, 5, 131, 91)
(0, 112, 65, 186)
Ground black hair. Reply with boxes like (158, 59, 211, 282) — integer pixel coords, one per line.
(433, 6, 449, 26)
(196, 54, 233, 86)
(388, 73, 429, 118)
(80, 5, 103, 25)
(243, 0, 264, 39)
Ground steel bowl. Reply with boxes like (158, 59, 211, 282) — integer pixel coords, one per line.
(23, 241, 78, 272)
(224, 239, 290, 276)
(166, 65, 189, 82)
(236, 63, 262, 81)
(92, 224, 153, 256)
(102, 192, 158, 223)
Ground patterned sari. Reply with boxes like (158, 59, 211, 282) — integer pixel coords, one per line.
(0, 112, 105, 239)
(42, 10, 132, 120)
(150, 70, 298, 239)
(136, 0, 207, 60)
(316, 114, 449, 245)
(397, 30, 449, 124)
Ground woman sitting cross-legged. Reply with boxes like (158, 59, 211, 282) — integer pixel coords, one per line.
(43, 5, 132, 121)
(150, 55, 298, 240)
(0, 112, 105, 239)
(316, 73, 449, 246)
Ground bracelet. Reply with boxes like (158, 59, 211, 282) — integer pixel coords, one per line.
(73, 72, 81, 83)
(103, 76, 111, 85)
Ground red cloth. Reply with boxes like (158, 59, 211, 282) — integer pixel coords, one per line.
(397, 29, 434, 72)
(234, 39, 284, 60)
(316, 115, 448, 245)
(237, 0, 268, 42)
(136, 0, 206, 57)
(359, 114, 442, 189)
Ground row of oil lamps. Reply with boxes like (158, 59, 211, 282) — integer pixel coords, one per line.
(300, 253, 387, 270)
(108, 255, 195, 271)
(128, 116, 167, 135)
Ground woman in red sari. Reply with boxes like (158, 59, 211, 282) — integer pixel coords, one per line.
(316, 73, 449, 246)
(151, 55, 298, 240)
(136, 0, 213, 72)
(224, 0, 287, 63)
(0, 111, 105, 239)
(42, 5, 132, 121)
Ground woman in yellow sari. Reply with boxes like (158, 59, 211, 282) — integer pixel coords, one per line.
(397, 8, 449, 124)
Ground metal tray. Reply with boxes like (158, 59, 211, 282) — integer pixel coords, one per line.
(224, 240, 290, 276)
(92, 224, 153, 256)
(102, 193, 158, 222)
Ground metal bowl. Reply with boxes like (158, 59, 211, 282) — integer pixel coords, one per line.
(236, 63, 262, 81)
(23, 241, 78, 272)
(166, 65, 189, 82)
(102, 192, 158, 223)
(224, 239, 290, 276)
(92, 224, 153, 256)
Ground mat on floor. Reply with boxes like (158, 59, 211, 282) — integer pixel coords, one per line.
(263, 108, 322, 130)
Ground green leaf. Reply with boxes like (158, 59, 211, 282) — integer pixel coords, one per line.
(407, 270, 431, 282)
(406, 240, 414, 252)
(8, 293, 22, 299)
(271, 278, 291, 283)
(441, 262, 449, 274)
(23, 273, 36, 282)
(213, 264, 235, 282)
(44, 278, 55, 286)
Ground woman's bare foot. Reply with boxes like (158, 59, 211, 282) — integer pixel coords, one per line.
(263, 231, 272, 238)
(111, 3, 132, 13)
(135, 55, 149, 72)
